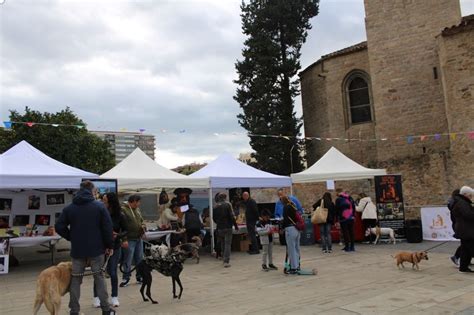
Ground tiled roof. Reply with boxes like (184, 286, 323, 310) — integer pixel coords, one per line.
(441, 14, 474, 36)
(300, 41, 367, 76)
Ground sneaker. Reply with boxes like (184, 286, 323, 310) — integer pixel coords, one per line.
(262, 264, 269, 271)
(111, 296, 119, 307)
(223, 262, 231, 268)
(268, 264, 278, 270)
(119, 279, 129, 287)
(459, 268, 474, 273)
(136, 279, 142, 284)
(287, 269, 298, 275)
(450, 256, 459, 267)
(93, 296, 101, 308)
(328, 249, 332, 253)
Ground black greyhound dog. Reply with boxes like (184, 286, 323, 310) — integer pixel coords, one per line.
(119, 246, 186, 304)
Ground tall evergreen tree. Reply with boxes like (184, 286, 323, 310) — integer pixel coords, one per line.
(234, 0, 319, 175)
(2, 107, 115, 174)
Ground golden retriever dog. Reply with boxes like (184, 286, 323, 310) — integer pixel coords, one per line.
(392, 251, 428, 270)
(33, 261, 72, 315)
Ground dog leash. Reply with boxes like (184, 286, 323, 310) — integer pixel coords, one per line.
(423, 241, 449, 253)
(71, 254, 111, 277)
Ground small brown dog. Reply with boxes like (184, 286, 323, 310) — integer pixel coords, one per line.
(33, 261, 72, 315)
(175, 236, 202, 263)
(392, 251, 429, 270)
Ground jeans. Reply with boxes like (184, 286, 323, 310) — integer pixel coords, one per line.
(122, 239, 143, 281)
(262, 243, 273, 265)
(70, 255, 110, 313)
(94, 248, 120, 298)
(341, 220, 355, 250)
(285, 226, 301, 270)
(319, 223, 332, 250)
(246, 221, 258, 252)
(217, 228, 233, 263)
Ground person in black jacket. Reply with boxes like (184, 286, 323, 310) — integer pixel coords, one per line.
(212, 193, 239, 268)
(448, 188, 461, 266)
(452, 186, 474, 273)
(55, 181, 114, 315)
(93, 192, 128, 308)
(335, 190, 356, 252)
(281, 196, 301, 274)
(313, 192, 335, 253)
(242, 191, 260, 255)
(183, 205, 202, 242)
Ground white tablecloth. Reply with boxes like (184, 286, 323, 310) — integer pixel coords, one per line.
(144, 230, 184, 246)
(10, 235, 62, 248)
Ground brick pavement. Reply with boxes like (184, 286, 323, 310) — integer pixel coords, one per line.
(1, 240, 473, 315)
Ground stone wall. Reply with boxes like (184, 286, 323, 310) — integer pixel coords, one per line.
(301, 48, 377, 166)
(438, 25, 474, 189)
(364, 0, 461, 161)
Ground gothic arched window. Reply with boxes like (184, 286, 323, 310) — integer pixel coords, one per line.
(344, 71, 373, 125)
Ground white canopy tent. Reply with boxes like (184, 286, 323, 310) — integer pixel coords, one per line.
(189, 153, 291, 188)
(190, 153, 291, 252)
(100, 148, 208, 191)
(0, 140, 98, 189)
(291, 146, 386, 183)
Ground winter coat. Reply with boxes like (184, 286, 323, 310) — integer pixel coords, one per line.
(312, 198, 336, 224)
(452, 194, 474, 240)
(158, 207, 179, 228)
(111, 212, 128, 250)
(55, 189, 113, 259)
(243, 198, 259, 223)
(183, 207, 202, 230)
(335, 193, 356, 222)
(282, 203, 297, 229)
(213, 202, 238, 230)
(356, 197, 378, 220)
(121, 203, 144, 240)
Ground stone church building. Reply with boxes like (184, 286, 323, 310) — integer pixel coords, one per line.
(299, 0, 473, 217)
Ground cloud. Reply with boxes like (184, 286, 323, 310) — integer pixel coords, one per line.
(1, 0, 472, 169)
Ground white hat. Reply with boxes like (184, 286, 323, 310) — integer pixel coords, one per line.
(460, 186, 474, 196)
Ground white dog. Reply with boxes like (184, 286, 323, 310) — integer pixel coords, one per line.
(365, 226, 396, 244)
(149, 243, 169, 259)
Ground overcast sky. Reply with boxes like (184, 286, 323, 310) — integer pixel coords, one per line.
(1, 0, 473, 168)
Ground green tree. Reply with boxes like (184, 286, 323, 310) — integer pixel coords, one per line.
(234, 0, 318, 175)
(2, 107, 115, 174)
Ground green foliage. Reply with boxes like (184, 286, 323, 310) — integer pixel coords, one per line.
(234, 0, 319, 175)
(2, 107, 115, 174)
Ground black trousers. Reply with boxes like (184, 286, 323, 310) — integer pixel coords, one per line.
(459, 239, 474, 271)
(341, 220, 355, 249)
(246, 222, 258, 252)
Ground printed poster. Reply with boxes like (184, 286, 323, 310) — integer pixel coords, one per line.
(420, 207, 457, 241)
(374, 175, 405, 237)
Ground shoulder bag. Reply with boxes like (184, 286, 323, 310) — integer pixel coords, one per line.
(312, 199, 328, 225)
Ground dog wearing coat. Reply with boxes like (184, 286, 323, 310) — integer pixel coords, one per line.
(366, 226, 396, 244)
(392, 251, 429, 270)
(33, 261, 72, 315)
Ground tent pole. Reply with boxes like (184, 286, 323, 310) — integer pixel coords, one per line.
(209, 185, 214, 254)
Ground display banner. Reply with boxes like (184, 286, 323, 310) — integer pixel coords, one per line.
(420, 207, 457, 241)
(374, 175, 405, 237)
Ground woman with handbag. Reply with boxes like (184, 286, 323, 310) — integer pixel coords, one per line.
(281, 196, 301, 274)
(312, 192, 335, 253)
(356, 193, 378, 243)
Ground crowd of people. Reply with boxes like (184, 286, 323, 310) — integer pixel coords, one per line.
(53, 180, 474, 314)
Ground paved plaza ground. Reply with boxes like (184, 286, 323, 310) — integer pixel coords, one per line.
(1, 240, 473, 315)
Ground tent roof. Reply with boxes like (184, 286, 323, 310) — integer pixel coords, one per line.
(189, 153, 291, 188)
(100, 148, 208, 190)
(0, 140, 98, 189)
(291, 146, 386, 183)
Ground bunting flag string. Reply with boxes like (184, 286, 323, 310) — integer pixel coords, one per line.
(2, 120, 473, 144)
